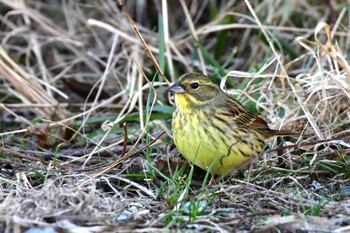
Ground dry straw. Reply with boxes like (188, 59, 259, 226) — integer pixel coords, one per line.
(0, 45, 68, 119)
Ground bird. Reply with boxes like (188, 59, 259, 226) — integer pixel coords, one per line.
(167, 73, 297, 175)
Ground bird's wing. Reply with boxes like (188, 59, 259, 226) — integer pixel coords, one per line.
(226, 98, 271, 130)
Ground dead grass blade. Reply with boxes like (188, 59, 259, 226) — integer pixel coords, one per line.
(117, 0, 169, 85)
(0, 45, 68, 118)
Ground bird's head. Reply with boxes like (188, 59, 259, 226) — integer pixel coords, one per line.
(167, 73, 221, 108)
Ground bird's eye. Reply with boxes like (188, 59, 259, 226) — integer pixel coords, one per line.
(190, 82, 199, 89)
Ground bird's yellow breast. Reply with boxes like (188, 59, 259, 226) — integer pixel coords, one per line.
(172, 94, 265, 175)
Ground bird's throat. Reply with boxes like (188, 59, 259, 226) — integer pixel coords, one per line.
(175, 93, 204, 110)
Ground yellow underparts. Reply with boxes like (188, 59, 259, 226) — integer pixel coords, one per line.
(172, 94, 265, 175)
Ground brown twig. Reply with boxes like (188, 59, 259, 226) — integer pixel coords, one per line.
(116, 0, 170, 85)
(0, 147, 43, 163)
(178, 0, 207, 74)
(91, 131, 166, 178)
(121, 122, 128, 157)
(0, 158, 53, 172)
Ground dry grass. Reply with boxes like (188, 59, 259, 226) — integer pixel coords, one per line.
(1, 0, 350, 232)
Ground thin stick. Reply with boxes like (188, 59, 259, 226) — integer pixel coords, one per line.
(117, 0, 170, 85)
(92, 131, 166, 178)
(121, 122, 128, 157)
(178, 0, 207, 75)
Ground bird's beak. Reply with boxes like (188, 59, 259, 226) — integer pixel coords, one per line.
(167, 82, 185, 93)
